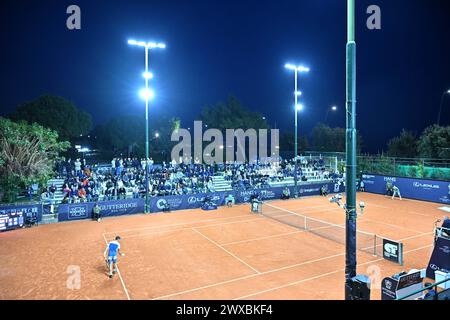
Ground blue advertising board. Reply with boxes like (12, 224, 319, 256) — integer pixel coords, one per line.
(57, 182, 345, 221)
(362, 174, 450, 204)
(58, 198, 145, 221)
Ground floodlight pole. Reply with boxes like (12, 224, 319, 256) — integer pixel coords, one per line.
(144, 46, 150, 214)
(128, 39, 165, 213)
(345, 0, 357, 300)
(294, 69, 299, 197)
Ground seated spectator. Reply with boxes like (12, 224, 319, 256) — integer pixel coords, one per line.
(320, 185, 329, 197)
(281, 187, 291, 200)
(78, 187, 87, 202)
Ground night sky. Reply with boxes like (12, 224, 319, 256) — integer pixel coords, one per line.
(1, 0, 449, 153)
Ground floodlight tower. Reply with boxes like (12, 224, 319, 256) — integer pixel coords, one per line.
(127, 39, 166, 213)
(285, 63, 310, 197)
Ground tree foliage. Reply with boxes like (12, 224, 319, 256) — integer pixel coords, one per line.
(201, 96, 270, 130)
(387, 129, 418, 158)
(279, 132, 309, 156)
(417, 125, 450, 159)
(94, 114, 179, 160)
(0, 118, 69, 202)
(311, 123, 362, 153)
(9, 95, 92, 141)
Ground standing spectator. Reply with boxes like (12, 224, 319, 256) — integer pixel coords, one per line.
(74, 159, 82, 176)
(360, 180, 365, 192)
(92, 203, 102, 222)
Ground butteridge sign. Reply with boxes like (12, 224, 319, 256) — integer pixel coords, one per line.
(171, 121, 280, 165)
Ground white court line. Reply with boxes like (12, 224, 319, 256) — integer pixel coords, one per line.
(108, 216, 264, 241)
(360, 217, 425, 234)
(151, 231, 432, 300)
(191, 228, 261, 274)
(152, 251, 346, 300)
(221, 231, 303, 246)
(104, 213, 252, 235)
(233, 244, 434, 300)
(410, 211, 438, 218)
(102, 233, 131, 300)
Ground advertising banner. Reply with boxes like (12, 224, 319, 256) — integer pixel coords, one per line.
(362, 174, 450, 204)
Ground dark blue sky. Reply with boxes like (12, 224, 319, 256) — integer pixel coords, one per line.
(1, 0, 449, 153)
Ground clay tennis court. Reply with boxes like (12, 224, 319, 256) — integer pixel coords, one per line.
(0, 193, 442, 300)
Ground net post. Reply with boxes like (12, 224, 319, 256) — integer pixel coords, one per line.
(373, 235, 377, 256)
(399, 242, 404, 266)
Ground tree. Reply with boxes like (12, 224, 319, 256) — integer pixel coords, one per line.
(94, 115, 179, 161)
(9, 95, 92, 141)
(201, 96, 270, 130)
(417, 125, 450, 159)
(387, 129, 418, 158)
(279, 132, 309, 157)
(311, 123, 363, 153)
(0, 118, 69, 202)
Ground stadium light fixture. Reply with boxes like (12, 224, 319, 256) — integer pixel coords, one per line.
(285, 63, 310, 73)
(155, 132, 159, 138)
(332, 105, 338, 111)
(296, 104, 304, 111)
(143, 71, 154, 80)
(139, 88, 155, 101)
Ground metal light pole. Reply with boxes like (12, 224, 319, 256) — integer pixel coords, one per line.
(345, 0, 357, 300)
(437, 90, 450, 125)
(285, 64, 309, 197)
(128, 39, 165, 213)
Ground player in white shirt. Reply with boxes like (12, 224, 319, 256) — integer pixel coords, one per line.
(103, 236, 125, 278)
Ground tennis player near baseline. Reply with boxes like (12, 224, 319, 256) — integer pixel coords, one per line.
(104, 236, 125, 279)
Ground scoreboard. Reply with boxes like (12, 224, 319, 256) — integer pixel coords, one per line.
(0, 205, 41, 231)
(0, 209, 25, 231)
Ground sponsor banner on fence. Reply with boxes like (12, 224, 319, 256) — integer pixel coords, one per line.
(150, 192, 230, 212)
(58, 198, 145, 221)
(57, 183, 345, 220)
(362, 174, 450, 204)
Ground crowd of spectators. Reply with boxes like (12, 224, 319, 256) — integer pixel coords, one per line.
(41, 156, 341, 204)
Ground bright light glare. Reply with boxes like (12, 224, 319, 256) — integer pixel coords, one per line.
(143, 71, 154, 79)
(285, 63, 310, 72)
(155, 132, 160, 138)
(295, 91, 302, 96)
(285, 63, 296, 71)
(296, 104, 304, 111)
(331, 106, 337, 111)
(447, 89, 450, 94)
(128, 39, 137, 45)
(139, 88, 155, 101)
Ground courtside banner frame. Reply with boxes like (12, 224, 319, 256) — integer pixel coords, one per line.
(58, 198, 145, 221)
(362, 174, 450, 204)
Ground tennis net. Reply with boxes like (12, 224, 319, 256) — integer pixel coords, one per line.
(262, 202, 397, 259)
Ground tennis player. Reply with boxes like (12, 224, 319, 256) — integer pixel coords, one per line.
(391, 185, 402, 200)
(104, 236, 125, 278)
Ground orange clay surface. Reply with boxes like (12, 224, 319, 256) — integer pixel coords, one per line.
(0, 193, 443, 300)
